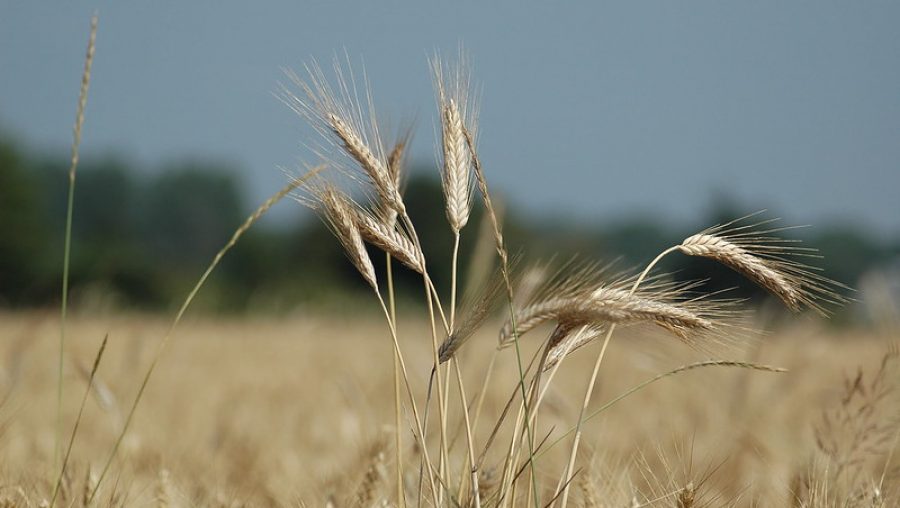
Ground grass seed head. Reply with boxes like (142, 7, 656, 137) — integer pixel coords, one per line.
(432, 53, 477, 234)
(678, 214, 848, 315)
(318, 185, 378, 291)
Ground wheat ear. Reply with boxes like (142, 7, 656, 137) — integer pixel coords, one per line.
(353, 207, 424, 274)
(326, 113, 405, 213)
(500, 276, 734, 349)
(677, 214, 846, 315)
(381, 132, 410, 229)
(280, 62, 405, 214)
(432, 54, 476, 234)
(319, 187, 379, 291)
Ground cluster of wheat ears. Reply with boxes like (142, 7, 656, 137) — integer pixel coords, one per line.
(44, 17, 861, 506)
(271, 55, 845, 508)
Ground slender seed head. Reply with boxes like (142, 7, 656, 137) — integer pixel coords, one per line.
(318, 185, 378, 291)
(677, 214, 848, 315)
(432, 54, 477, 234)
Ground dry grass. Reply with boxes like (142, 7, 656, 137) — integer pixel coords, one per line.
(0, 312, 896, 506)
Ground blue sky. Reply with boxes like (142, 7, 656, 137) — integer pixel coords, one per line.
(2, 2, 899, 234)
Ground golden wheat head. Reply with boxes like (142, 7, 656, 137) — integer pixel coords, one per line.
(678, 213, 848, 315)
(280, 60, 405, 215)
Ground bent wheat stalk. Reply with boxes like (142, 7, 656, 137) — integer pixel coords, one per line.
(89, 167, 323, 503)
(558, 215, 844, 507)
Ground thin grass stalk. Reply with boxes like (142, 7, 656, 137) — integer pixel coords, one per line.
(523, 327, 568, 508)
(451, 233, 461, 328)
(498, 351, 551, 508)
(386, 253, 405, 508)
(500, 394, 529, 508)
(422, 279, 450, 503)
(446, 233, 462, 493)
(471, 349, 498, 437)
(50, 334, 107, 508)
(441, 359, 452, 471)
(396, 214, 452, 498)
(557, 246, 680, 508)
(57, 13, 97, 467)
(530, 331, 582, 429)
(464, 126, 541, 508)
(476, 345, 544, 479)
(396, 208, 450, 332)
(374, 294, 442, 508)
(454, 359, 482, 508)
(88, 169, 322, 503)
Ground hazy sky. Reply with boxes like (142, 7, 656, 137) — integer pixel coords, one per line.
(2, 2, 899, 234)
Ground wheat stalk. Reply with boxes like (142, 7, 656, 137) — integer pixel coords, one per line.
(57, 13, 97, 468)
(90, 170, 321, 503)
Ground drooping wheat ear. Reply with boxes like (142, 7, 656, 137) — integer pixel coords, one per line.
(500, 287, 716, 349)
(574, 287, 715, 333)
(438, 265, 509, 362)
(327, 113, 405, 213)
(432, 54, 477, 234)
(544, 325, 605, 372)
(499, 297, 573, 345)
(498, 259, 734, 348)
(677, 214, 847, 315)
(498, 259, 614, 346)
(381, 133, 410, 229)
(318, 185, 378, 291)
(353, 205, 424, 274)
(280, 61, 405, 214)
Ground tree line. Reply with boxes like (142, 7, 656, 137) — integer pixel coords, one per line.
(1, 137, 895, 320)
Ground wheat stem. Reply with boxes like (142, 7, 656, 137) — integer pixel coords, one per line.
(423, 278, 450, 502)
(374, 293, 441, 508)
(557, 246, 679, 508)
(385, 253, 406, 508)
(89, 168, 322, 503)
(454, 359, 482, 508)
(50, 334, 107, 508)
(463, 126, 540, 508)
(57, 13, 97, 469)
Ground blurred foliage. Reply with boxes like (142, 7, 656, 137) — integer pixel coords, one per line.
(1, 138, 897, 323)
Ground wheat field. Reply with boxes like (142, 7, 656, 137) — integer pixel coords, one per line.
(6, 16, 898, 508)
(0, 311, 896, 507)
